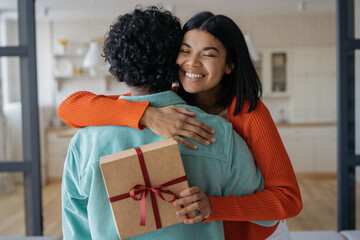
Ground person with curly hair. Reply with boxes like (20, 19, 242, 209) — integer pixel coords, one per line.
(61, 6, 275, 240)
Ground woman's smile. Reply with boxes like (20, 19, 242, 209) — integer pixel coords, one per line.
(185, 72, 205, 80)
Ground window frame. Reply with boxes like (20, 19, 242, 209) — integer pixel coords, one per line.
(0, 0, 42, 235)
(337, 0, 360, 231)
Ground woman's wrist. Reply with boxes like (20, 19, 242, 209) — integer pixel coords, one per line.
(139, 106, 153, 127)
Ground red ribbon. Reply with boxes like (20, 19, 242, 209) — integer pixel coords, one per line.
(108, 147, 188, 229)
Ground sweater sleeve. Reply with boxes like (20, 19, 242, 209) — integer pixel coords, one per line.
(57, 91, 150, 130)
(204, 100, 302, 222)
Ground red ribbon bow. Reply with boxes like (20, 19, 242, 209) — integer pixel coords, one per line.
(108, 147, 188, 229)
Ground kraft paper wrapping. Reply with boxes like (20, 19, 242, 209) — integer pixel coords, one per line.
(100, 138, 195, 239)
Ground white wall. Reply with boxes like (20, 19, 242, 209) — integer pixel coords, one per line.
(236, 14, 336, 49)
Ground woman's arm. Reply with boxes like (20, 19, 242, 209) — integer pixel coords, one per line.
(57, 91, 215, 149)
(57, 91, 149, 129)
(206, 100, 302, 221)
(174, 100, 302, 222)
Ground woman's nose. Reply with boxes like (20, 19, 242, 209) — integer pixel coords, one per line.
(186, 54, 202, 68)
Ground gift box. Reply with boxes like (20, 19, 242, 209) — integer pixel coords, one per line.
(100, 138, 195, 239)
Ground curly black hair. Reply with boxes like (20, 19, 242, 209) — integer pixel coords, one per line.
(103, 6, 182, 92)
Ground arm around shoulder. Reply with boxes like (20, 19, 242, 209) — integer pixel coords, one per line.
(57, 91, 150, 129)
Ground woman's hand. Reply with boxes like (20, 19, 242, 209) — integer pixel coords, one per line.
(173, 186, 212, 224)
(140, 106, 216, 149)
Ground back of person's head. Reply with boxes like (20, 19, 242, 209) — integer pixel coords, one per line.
(103, 5, 182, 92)
(181, 12, 262, 114)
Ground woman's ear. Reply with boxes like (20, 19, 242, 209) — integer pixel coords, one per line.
(225, 63, 234, 74)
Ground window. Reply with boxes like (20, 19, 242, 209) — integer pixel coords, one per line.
(271, 52, 287, 93)
(0, 0, 42, 236)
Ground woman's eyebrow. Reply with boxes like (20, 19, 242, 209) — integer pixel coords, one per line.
(181, 43, 191, 48)
(203, 47, 219, 53)
(180, 43, 219, 53)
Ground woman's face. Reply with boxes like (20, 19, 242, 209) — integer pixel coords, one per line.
(176, 29, 232, 95)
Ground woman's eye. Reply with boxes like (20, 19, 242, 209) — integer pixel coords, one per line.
(180, 49, 190, 53)
(203, 54, 215, 57)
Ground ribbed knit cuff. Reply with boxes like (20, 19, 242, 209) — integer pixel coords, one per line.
(202, 196, 226, 222)
(115, 100, 150, 130)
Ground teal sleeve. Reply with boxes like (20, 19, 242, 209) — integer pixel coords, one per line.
(223, 131, 278, 227)
(61, 145, 92, 240)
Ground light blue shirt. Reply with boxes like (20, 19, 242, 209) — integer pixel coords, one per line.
(62, 91, 277, 240)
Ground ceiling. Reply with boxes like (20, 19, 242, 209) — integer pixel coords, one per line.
(0, 0, 336, 21)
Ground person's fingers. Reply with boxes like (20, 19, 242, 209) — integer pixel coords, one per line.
(175, 130, 211, 147)
(180, 186, 201, 198)
(174, 187, 202, 205)
(173, 186, 211, 223)
(173, 113, 215, 137)
(170, 105, 215, 137)
(170, 105, 196, 116)
(175, 199, 211, 222)
(176, 201, 200, 216)
(181, 122, 216, 143)
(172, 136, 198, 150)
(174, 194, 202, 207)
(184, 215, 205, 224)
(185, 117, 215, 135)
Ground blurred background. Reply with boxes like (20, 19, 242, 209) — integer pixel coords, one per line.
(0, 0, 359, 238)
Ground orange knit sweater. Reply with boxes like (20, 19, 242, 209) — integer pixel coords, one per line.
(57, 91, 302, 240)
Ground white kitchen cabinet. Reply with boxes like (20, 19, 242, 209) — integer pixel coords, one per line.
(46, 127, 77, 179)
(314, 127, 337, 172)
(277, 124, 337, 173)
(290, 47, 337, 123)
(290, 134, 316, 172)
(317, 47, 336, 74)
(291, 48, 319, 75)
(290, 75, 319, 122)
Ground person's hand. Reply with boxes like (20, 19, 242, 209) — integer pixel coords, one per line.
(140, 106, 216, 149)
(173, 186, 212, 224)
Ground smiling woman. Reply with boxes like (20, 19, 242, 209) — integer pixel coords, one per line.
(177, 30, 232, 109)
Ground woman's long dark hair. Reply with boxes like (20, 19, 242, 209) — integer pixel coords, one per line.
(178, 12, 262, 115)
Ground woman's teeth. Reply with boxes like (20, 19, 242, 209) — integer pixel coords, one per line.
(186, 72, 204, 79)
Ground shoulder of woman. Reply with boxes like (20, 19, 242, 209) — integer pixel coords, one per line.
(228, 98, 271, 122)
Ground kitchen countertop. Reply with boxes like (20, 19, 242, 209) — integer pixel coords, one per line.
(46, 126, 78, 138)
(46, 126, 76, 132)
